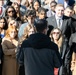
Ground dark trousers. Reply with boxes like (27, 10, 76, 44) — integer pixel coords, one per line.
(19, 65, 25, 75)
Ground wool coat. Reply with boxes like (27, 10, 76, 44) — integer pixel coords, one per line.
(2, 37, 19, 75)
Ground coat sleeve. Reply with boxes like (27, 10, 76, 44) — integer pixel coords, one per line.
(53, 50, 62, 68)
(16, 41, 25, 65)
(2, 39, 16, 55)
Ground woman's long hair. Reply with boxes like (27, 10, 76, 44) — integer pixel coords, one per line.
(50, 28, 63, 49)
(5, 6, 17, 19)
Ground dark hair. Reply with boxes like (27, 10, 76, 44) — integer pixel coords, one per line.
(50, 1, 57, 5)
(5, 6, 17, 18)
(33, 0, 41, 8)
(34, 18, 47, 32)
(38, 7, 47, 13)
(26, 10, 36, 17)
(0, 17, 8, 30)
(65, 6, 73, 10)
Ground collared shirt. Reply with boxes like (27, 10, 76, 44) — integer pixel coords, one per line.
(55, 15, 63, 30)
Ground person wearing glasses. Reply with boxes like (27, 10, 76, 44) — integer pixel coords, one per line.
(5, 6, 21, 23)
(50, 28, 71, 75)
(5, 6, 17, 19)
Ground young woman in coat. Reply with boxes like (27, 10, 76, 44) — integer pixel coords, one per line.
(50, 28, 71, 75)
(2, 25, 18, 75)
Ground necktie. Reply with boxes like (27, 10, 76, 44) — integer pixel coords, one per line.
(0, 7, 2, 15)
(58, 19, 61, 29)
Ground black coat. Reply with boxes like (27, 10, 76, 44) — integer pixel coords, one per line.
(71, 14, 76, 33)
(17, 33, 62, 75)
(59, 39, 71, 75)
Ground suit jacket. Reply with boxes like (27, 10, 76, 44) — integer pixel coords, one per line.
(47, 15, 71, 40)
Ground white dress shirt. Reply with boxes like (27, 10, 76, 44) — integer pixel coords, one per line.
(55, 15, 63, 30)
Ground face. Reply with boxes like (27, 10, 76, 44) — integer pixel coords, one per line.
(64, 8, 73, 17)
(33, 2, 40, 11)
(7, 8, 15, 17)
(0, 19, 5, 28)
(55, 6, 64, 17)
(38, 11, 46, 19)
(28, 28, 35, 36)
(52, 29, 61, 41)
(9, 29, 17, 39)
(27, 16, 35, 24)
(50, 3, 56, 11)
(0, 1, 4, 6)
(13, 2, 19, 12)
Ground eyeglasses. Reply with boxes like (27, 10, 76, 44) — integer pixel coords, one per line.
(52, 32, 60, 34)
(7, 10, 14, 13)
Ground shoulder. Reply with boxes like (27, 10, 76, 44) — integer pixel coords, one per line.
(2, 37, 7, 42)
(47, 15, 55, 21)
(21, 39, 30, 48)
(2, 37, 8, 45)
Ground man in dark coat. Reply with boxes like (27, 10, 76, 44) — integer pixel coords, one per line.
(17, 19, 62, 75)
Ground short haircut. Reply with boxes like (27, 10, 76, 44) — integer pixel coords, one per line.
(65, 6, 73, 10)
(26, 10, 36, 17)
(50, 1, 57, 5)
(38, 7, 46, 13)
(34, 18, 47, 32)
(55, 4, 64, 9)
(33, 0, 41, 7)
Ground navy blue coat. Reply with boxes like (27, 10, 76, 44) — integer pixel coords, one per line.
(17, 33, 62, 75)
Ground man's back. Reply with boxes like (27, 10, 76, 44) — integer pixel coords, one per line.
(17, 33, 61, 75)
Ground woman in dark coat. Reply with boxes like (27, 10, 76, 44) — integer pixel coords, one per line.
(50, 28, 71, 75)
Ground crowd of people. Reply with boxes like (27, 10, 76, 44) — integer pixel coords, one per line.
(0, 0, 76, 75)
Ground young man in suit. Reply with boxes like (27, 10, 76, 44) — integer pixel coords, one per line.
(47, 4, 71, 41)
(17, 19, 62, 75)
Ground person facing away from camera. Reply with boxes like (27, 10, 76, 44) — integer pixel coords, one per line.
(17, 18, 62, 75)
